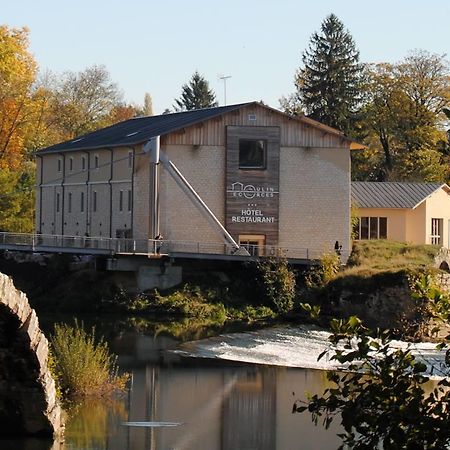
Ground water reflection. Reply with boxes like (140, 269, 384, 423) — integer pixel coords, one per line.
(0, 322, 342, 450)
(61, 331, 341, 450)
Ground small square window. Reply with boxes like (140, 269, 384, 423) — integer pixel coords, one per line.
(239, 139, 266, 169)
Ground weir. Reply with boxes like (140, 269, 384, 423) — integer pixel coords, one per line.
(0, 273, 64, 438)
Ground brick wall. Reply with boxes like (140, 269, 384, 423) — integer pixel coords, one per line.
(279, 147, 350, 260)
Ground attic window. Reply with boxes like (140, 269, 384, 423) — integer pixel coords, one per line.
(248, 114, 257, 121)
(71, 138, 83, 143)
(126, 131, 139, 137)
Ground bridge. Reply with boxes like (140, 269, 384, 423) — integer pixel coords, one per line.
(0, 272, 64, 437)
(0, 232, 318, 264)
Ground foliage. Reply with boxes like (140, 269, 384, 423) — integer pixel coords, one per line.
(148, 285, 227, 320)
(174, 71, 218, 111)
(255, 257, 296, 313)
(404, 272, 450, 339)
(51, 65, 124, 139)
(50, 321, 128, 399)
(293, 315, 450, 449)
(284, 14, 363, 136)
(0, 162, 35, 232)
(305, 252, 341, 288)
(353, 51, 450, 181)
(0, 25, 37, 169)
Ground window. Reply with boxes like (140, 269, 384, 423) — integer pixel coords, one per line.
(354, 217, 387, 240)
(431, 218, 443, 245)
(93, 191, 97, 212)
(94, 155, 99, 170)
(81, 192, 85, 213)
(68, 192, 72, 213)
(239, 234, 266, 256)
(57, 158, 62, 172)
(56, 193, 60, 213)
(239, 139, 266, 169)
(69, 157, 73, 172)
(119, 190, 123, 212)
(127, 190, 132, 212)
(81, 156, 86, 171)
(128, 151, 133, 168)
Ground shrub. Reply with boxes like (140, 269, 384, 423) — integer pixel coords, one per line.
(50, 321, 128, 399)
(256, 257, 296, 313)
(149, 285, 227, 321)
(305, 252, 340, 288)
(293, 316, 450, 449)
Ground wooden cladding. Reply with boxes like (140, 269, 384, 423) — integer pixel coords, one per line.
(162, 103, 347, 149)
(226, 126, 280, 246)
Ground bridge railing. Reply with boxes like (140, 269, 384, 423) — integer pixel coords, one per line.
(0, 232, 325, 260)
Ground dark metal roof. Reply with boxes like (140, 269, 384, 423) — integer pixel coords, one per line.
(352, 182, 448, 209)
(36, 103, 252, 154)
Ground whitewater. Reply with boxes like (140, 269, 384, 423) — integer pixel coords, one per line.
(177, 325, 448, 377)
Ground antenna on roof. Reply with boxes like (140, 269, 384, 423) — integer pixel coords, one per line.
(218, 74, 232, 106)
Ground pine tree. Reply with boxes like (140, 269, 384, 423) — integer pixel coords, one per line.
(174, 71, 218, 111)
(295, 14, 363, 135)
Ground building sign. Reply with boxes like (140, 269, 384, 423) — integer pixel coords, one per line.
(226, 126, 280, 246)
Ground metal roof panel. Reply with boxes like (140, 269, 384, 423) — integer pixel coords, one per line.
(352, 182, 446, 209)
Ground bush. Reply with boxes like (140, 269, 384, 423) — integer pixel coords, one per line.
(305, 252, 340, 288)
(50, 322, 128, 399)
(293, 316, 450, 449)
(256, 257, 296, 313)
(148, 285, 227, 321)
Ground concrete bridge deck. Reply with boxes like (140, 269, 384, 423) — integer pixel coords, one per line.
(0, 232, 318, 265)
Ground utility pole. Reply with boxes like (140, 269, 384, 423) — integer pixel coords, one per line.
(219, 75, 232, 106)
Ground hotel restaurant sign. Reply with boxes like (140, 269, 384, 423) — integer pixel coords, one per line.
(225, 126, 280, 246)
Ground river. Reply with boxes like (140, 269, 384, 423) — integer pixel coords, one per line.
(1, 319, 444, 450)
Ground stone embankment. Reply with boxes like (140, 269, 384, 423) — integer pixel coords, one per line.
(0, 272, 64, 437)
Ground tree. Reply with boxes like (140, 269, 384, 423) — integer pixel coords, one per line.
(52, 65, 123, 139)
(285, 14, 363, 136)
(0, 162, 35, 232)
(142, 92, 153, 116)
(354, 52, 450, 181)
(294, 313, 450, 449)
(0, 25, 37, 169)
(174, 71, 218, 111)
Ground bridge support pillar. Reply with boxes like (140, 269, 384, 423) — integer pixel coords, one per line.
(137, 265, 182, 291)
(104, 256, 182, 292)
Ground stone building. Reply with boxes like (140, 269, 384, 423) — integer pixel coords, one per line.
(36, 102, 360, 261)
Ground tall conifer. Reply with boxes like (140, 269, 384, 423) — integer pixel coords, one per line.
(295, 14, 363, 135)
(174, 71, 218, 111)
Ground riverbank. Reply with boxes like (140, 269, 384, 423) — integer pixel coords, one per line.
(1, 239, 448, 340)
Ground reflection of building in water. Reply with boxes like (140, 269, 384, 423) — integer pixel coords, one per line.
(222, 369, 276, 450)
(101, 333, 341, 450)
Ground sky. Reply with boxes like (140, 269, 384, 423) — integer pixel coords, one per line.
(2, 0, 450, 114)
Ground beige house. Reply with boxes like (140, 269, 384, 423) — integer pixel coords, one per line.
(36, 102, 360, 261)
(352, 182, 450, 247)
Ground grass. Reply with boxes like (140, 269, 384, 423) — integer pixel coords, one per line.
(50, 321, 128, 400)
(344, 240, 440, 276)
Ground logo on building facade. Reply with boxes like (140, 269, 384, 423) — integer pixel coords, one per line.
(227, 182, 279, 199)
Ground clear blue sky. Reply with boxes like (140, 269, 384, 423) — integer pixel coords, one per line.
(3, 0, 450, 114)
